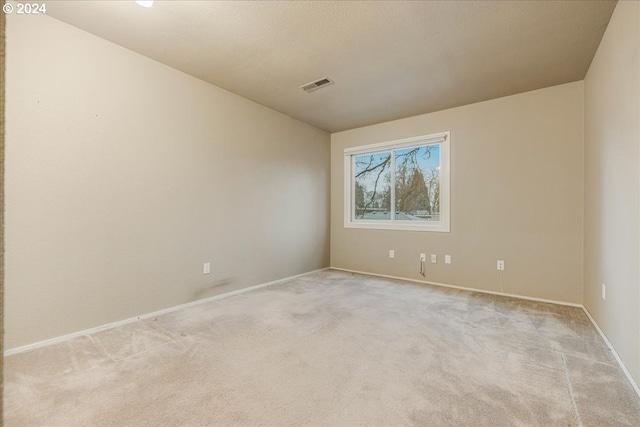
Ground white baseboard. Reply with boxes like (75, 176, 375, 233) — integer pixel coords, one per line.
(4, 267, 329, 357)
(9, 265, 639, 401)
(329, 267, 583, 308)
(330, 267, 639, 399)
(581, 306, 640, 399)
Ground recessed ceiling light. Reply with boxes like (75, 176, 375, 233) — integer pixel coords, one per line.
(136, 0, 154, 7)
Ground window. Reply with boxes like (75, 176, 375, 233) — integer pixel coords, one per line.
(344, 132, 450, 232)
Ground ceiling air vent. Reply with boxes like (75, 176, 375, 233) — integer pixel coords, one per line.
(300, 77, 334, 93)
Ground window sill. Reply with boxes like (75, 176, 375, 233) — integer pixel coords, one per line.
(344, 221, 450, 233)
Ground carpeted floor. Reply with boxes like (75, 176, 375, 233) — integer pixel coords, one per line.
(4, 269, 640, 426)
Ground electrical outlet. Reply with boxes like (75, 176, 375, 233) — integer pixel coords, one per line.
(445, 255, 451, 264)
(431, 254, 437, 263)
(389, 250, 395, 259)
(602, 284, 606, 300)
(203, 262, 211, 275)
(497, 260, 505, 271)
(420, 253, 426, 262)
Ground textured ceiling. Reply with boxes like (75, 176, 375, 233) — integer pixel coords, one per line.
(44, 1, 616, 132)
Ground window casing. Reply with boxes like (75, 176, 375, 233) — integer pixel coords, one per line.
(344, 132, 450, 232)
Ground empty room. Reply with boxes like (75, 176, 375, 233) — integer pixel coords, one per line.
(2, 0, 640, 425)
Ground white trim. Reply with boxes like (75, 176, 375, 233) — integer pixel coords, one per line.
(330, 266, 640, 398)
(581, 306, 640, 399)
(4, 267, 329, 357)
(9, 265, 639, 401)
(342, 221, 450, 232)
(343, 132, 448, 156)
(343, 132, 450, 232)
(439, 133, 451, 232)
(329, 267, 582, 308)
(344, 156, 351, 226)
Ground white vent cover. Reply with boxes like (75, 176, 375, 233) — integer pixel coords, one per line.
(300, 77, 334, 93)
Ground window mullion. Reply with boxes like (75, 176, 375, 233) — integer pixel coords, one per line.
(345, 131, 450, 232)
(390, 151, 396, 222)
(351, 156, 356, 221)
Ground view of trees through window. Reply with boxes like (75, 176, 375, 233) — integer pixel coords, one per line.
(354, 144, 440, 221)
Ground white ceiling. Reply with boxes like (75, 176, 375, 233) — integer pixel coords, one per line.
(44, 1, 616, 133)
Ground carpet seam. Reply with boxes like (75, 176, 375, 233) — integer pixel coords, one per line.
(581, 306, 640, 399)
(89, 334, 117, 363)
(110, 340, 176, 362)
(562, 354, 584, 427)
(556, 350, 617, 368)
(5, 270, 640, 425)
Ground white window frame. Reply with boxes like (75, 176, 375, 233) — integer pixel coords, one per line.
(344, 132, 450, 232)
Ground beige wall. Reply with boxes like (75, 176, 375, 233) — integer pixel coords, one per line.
(584, 1, 640, 385)
(5, 13, 330, 349)
(331, 82, 584, 304)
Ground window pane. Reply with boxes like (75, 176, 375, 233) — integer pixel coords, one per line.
(394, 145, 440, 221)
(354, 152, 391, 220)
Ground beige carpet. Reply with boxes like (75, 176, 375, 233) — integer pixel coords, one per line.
(4, 269, 640, 426)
